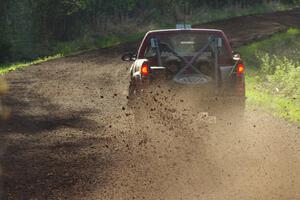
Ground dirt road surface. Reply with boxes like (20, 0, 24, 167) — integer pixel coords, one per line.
(1, 8, 300, 200)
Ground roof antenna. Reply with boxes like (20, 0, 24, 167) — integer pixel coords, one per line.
(176, 2, 191, 29)
(184, 2, 187, 29)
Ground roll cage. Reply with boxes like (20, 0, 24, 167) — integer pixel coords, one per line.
(137, 29, 232, 88)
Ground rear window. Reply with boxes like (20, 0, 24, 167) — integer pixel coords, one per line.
(143, 32, 229, 59)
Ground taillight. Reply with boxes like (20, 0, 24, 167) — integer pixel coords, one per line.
(237, 63, 245, 75)
(141, 62, 149, 76)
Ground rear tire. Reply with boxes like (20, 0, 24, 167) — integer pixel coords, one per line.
(128, 81, 137, 100)
(128, 81, 144, 109)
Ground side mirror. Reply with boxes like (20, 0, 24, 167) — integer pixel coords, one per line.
(232, 51, 241, 60)
(122, 53, 136, 62)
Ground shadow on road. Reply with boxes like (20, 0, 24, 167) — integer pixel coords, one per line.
(0, 90, 119, 199)
(0, 85, 100, 134)
(1, 136, 116, 199)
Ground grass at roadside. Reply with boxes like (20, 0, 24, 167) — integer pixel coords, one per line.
(247, 77, 300, 122)
(240, 28, 300, 122)
(53, 32, 146, 56)
(0, 54, 62, 74)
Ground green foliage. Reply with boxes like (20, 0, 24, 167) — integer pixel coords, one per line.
(0, 32, 145, 74)
(0, 41, 11, 62)
(53, 37, 93, 56)
(258, 54, 300, 98)
(190, 1, 290, 25)
(240, 28, 300, 68)
(94, 32, 145, 48)
(1, 0, 299, 63)
(242, 28, 300, 122)
(95, 35, 122, 48)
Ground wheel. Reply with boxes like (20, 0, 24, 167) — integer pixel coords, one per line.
(128, 80, 144, 99)
(128, 81, 137, 99)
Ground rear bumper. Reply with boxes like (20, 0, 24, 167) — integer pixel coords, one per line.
(134, 71, 245, 98)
